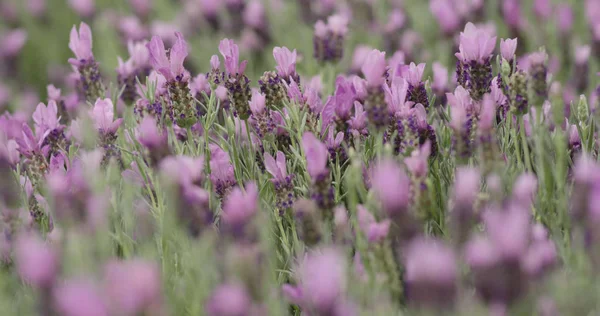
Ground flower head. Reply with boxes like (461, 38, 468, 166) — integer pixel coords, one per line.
(53, 279, 108, 316)
(302, 132, 329, 179)
(357, 205, 391, 243)
(15, 234, 58, 288)
(453, 167, 480, 205)
(457, 22, 497, 64)
(371, 159, 410, 214)
(432, 62, 448, 92)
(68, 22, 93, 65)
(147, 32, 188, 81)
(219, 38, 247, 75)
(91, 98, 123, 134)
(264, 151, 287, 182)
(406, 62, 426, 87)
(207, 283, 252, 316)
(273, 46, 298, 79)
(361, 49, 386, 88)
(221, 182, 259, 229)
(32, 101, 61, 135)
(249, 90, 266, 115)
(500, 38, 517, 61)
(103, 259, 162, 315)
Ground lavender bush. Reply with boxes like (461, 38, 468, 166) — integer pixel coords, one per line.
(0, 0, 599, 315)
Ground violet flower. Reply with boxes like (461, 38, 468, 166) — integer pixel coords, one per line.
(455, 22, 496, 100)
(218, 38, 252, 119)
(137, 116, 170, 167)
(356, 205, 390, 243)
(103, 259, 163, 315)
(207, 283, 253, 316)
(53, 279, 108, 316)
(361, 49, 388, 129)
(404, 62, 430, 108)
(221, 182, 259, 240)
(147, 32, 197, 127)
(404, 238, 457, 308)
(15, 233, 58, 289)
(68, 22, 105, 103)
(371, 158, 410, 218)
(282, 248, 350, 315)
(273, 46, 299, 83)
(302, 132, 335, 215)
(264, 151, 295, 211)
(32, 101, 69, 158)
(313, 14, 348, 64)
(429, 0, 461, 36)
(209, 144, 236, 199)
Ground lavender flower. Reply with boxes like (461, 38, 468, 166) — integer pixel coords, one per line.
(103, 259, 163, 315)
(455, 22, 496, 101)
(218, 39, 252, 119)
(302, 132, 335, 217)
(210, 144, 237, 199)
(68, 22, 105, 103)
(273, 46, 299, 84)
(404, 238, 457, 308)
(527, 51, 548, 107)
(362, 49, 388, 129)
(357, 205, 390, 243)
(509, 69, 529, 115)
(53, 279, 108, 316)
(90, 98, 124, 168)
(313, 14, 348, 64)
(264, 151, 295, 212)
(282, 248, 350, 315)
(573, 45, 591, 93)
(32, 101, 69, 158)
(221, 182, 259, 241)
(137, 116, 170, 167)
(249, 90, 274, 138)
(147, 32, 197, 127)
(207, 283, 254, 316)
(15, 233, 58, 289)
(293, 199, 323, 247)
(116, 40, 151, 104)
(429, 0, 461, 36)
(451, 167, 480, 244)
(405, 62, 430, 108)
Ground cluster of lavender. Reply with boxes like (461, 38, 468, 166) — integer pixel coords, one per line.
(0, 0, 600, 315)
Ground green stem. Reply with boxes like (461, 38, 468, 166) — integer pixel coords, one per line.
(519, 115, 533, 172)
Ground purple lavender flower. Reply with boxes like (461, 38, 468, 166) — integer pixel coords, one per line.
(404, 238, 457, 308)
(264, 151, 295, 211)
(0, 28, 27, 59)
(210, 144, 237, 199)
(371, 158, 411, 221)
(362, 49, 388, 129)
(500, 38, 517, 63)
(137, 116, 170, 167)
(451, 167, 480, 244)
(53, 279, 108, 316)
(207, 283, 253, 316)
(16, 124, 49, 189)
(527, 51, 548, 107)
(509, 69, 529, 115)
(273, 46, 299, 84)
(313, 14, 348, 64)
(91, 98, 124, 168)
(455, 22, 496, 101)
(249, 90, 275, 138)
(573, 45, 591, 93)
(429, 0, 461, 36)
(32, 101, 69, 159)
(15, 233, 58, 289)
(357, 205, 390, 243)
(117, 40, 151, 104)
(512, 172, 538, 207)
(282, 248, 350, 315)
(68, 22, 105, 103)
(218, 38, 252, 119)
(404, 62, 430, 108)
(221, 182, 259, 240)
(325, 127, 345, 163)
(147, 32, 197, 127)
(103, 259, 163, 315)
(302, 132, 335, 216)
(447, 86, 476, 162)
